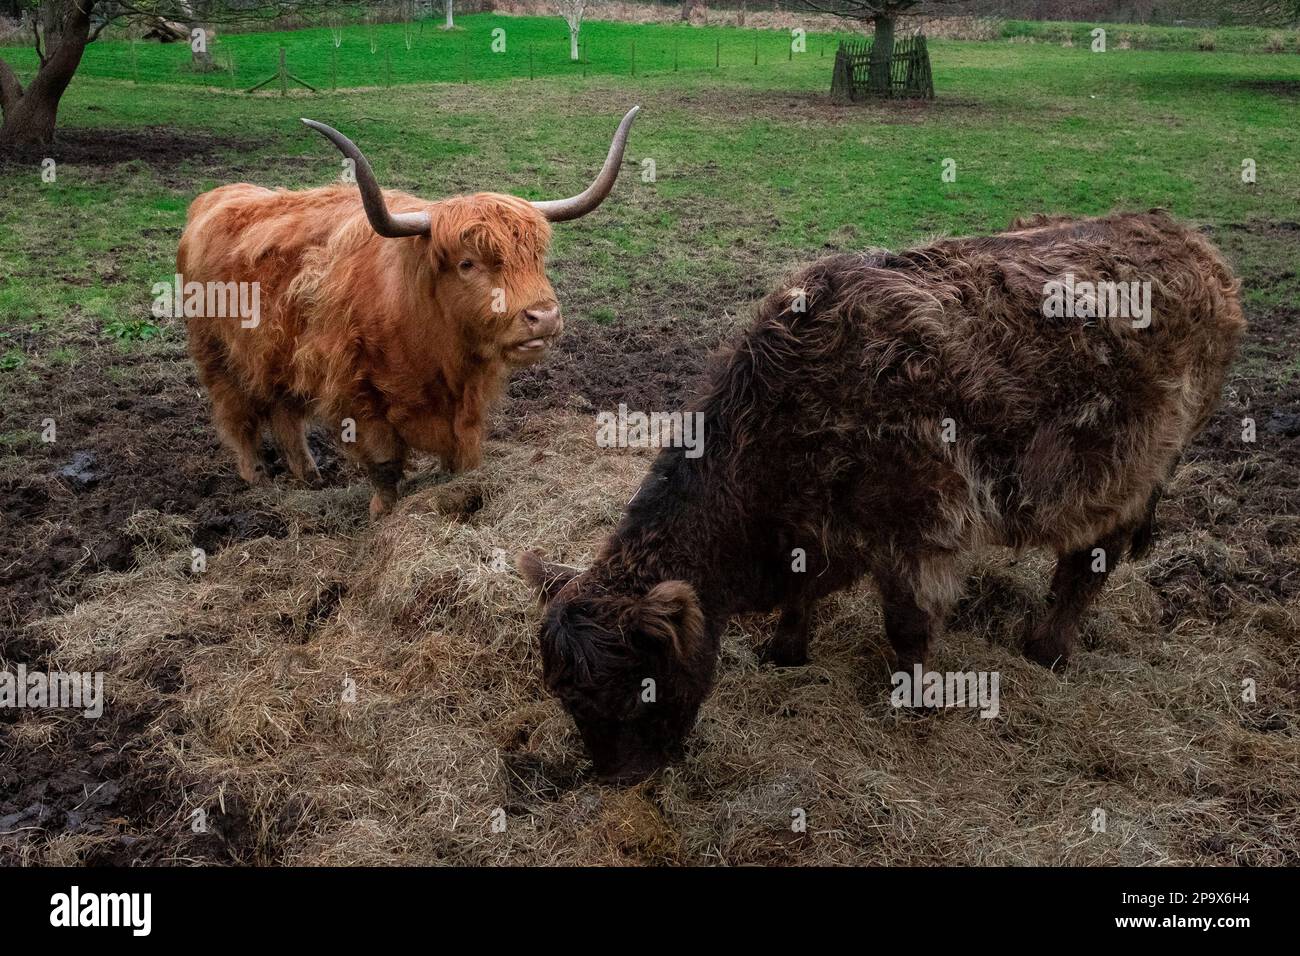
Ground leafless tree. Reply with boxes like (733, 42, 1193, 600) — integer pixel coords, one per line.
(0, 1, 344, 146)
(793, 1, 962, 95)
(556, 0, 599, 61)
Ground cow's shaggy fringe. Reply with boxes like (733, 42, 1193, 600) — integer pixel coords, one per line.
(24, 413, 1299, 865)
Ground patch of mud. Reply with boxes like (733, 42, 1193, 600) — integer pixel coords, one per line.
(1234, 79, 1300, 98)
(0, 356, 308, 640)
(521, 80, 981, 127)
(4, 418, 232, 863)
(0, 337, 348, 865)
(0, 699, 182, 865)
(0, 127, 258, 170)
(1218, 219, 1300, 238)
(502, 314, 728, 427)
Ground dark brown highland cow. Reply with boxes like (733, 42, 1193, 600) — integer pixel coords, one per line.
(521, 210, 1245, 785)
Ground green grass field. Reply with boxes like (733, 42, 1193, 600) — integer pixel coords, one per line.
(1001, 17, 1300, 52)
(0, 14, 852, 88)
(2, 14, 1298, 425)
(0, 13, 1297, 89)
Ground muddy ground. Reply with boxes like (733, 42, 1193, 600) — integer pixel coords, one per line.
(2, 150, 1296, 862)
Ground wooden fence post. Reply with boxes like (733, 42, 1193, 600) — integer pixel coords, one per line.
(246, 43, 314, 94)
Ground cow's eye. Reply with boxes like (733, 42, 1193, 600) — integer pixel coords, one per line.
(458, 259, 475, 272)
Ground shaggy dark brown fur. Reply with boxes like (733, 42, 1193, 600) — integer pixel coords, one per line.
(521, 210, 1245, 785)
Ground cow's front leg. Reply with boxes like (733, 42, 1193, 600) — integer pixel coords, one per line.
(875, 574, 935, 674)
(442, 393, 487, 474)
(391, 403, 482, 476)
(1024, 527, 1129, 670)
(441, 429, 482, 475)
(353, 417, 407, 517)
(762, 598, 814, 667)
(363, 455, 407, 517)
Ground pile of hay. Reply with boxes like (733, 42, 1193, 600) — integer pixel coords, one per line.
(26, 415, 1300, 864)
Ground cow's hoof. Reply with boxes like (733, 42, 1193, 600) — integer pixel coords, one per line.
(891, 655, 926, 676)
(761, 644, 808, 668)
(1024, 640, 1069, 670)
(241, 462, 269, 486)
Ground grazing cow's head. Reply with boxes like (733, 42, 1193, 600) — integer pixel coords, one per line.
(301, 108, 639, 367)
(518, 552, 717, 786)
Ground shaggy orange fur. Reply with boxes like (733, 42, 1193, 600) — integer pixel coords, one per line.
(178, 184, 559, 514)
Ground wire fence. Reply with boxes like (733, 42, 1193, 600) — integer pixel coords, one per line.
(97, 20, 855, 93)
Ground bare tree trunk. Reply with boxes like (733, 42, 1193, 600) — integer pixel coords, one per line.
(561, 3, 584, 59)
(444, 0, 454, 29)
(868, 13, 895, 97)
(0, 1, 93, 147)
(41, 0, 61, 40)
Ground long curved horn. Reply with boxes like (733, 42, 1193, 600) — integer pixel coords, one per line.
(301, 119, 431, 239)
(531, 106, 640, 223)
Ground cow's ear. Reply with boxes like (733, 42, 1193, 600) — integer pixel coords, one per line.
(632, 581, 704, 663)
(517, 551, 582, 605)
(422, 206, 455, 271)
(424, 233, 450, 273)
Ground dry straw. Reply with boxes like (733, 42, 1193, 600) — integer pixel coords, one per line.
(26, 415, 1300, 865)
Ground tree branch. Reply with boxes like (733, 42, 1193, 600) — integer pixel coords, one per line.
(793, 0, 956, 21)
(87, 5, 133, 43)
(23, 0, 95, 100)
(33, 13, 47, 66)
